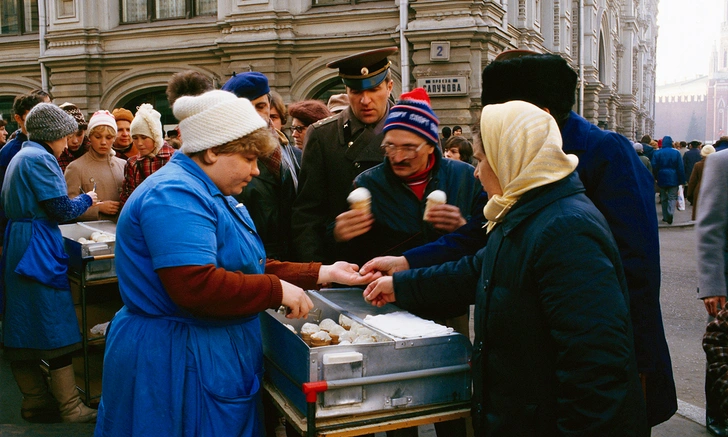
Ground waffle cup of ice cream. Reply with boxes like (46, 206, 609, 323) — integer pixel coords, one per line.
(328, 325, 347, 344)
(424, 190, 447, 219)
(347, 187, 371, 215)
(301, 322, 320, 344)
(309, 331, 332, 347)
(339, 314, 354, 330)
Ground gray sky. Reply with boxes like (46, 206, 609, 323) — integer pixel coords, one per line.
(656, 0, 724, 85)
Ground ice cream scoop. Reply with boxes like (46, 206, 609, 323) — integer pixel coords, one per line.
(424, 190, 447, 219)
(347, 187, 371, 215)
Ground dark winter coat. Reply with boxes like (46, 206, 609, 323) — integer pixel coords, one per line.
(393, 173, 649, 436)
(684, 147, 702, 182)
(292, 107, 387, 263)
(400, 111, 676, 426)
(651, 136, 686, 188)
(234, 142, 298, 261)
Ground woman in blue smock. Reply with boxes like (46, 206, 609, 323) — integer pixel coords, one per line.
(2, 103, 99, 423)
(94, 89, 378, 437)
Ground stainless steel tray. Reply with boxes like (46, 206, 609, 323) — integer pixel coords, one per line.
(260, 288, 471, 419)
(59, 221, 117, 281)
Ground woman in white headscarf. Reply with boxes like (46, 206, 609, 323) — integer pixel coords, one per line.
(363, 100, 649, 436)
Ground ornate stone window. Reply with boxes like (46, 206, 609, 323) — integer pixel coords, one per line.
(0, 0, 38, 35)
(121, 0, 216, 23)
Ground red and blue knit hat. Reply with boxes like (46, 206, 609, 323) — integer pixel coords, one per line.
(383, 88, 439, 145)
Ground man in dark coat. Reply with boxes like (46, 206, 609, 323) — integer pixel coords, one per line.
(292, 47, 397, 263)
(362, 50, 677, 428)
(684, 140, 703, 195)
(222, 72, 300, 260)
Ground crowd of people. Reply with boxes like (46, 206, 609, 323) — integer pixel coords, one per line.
(19, 44, 728, 437)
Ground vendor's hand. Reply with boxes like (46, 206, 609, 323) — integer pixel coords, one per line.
(360, 256, 410, 276)
(280, 280, 314, 319)
(363, 276, 396, 307)
(318, 261, 382, 286)
(97, 200, 120, 215)
(424, 204, 466, 232)
(86, 189, 99, 205)
(704, 296, 726, 318)
(334, 209, 373, 242)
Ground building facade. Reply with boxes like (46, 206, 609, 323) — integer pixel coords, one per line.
(0, 0, 658, 139)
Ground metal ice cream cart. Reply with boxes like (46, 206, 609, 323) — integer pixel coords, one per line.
(260, 288, 472, 436)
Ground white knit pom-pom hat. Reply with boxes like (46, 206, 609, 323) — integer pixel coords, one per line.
(174, 90, 267, 154)
(130, 103, 164, 155)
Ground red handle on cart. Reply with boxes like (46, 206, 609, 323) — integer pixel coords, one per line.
(302, 381, 328, 403)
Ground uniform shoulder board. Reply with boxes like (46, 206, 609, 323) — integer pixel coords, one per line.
(313, 114, 338, 128)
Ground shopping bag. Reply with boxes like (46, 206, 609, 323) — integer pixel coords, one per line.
(677, 185, 686, 211)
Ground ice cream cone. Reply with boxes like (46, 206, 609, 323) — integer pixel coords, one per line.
(347, 187, 372, 215)
(424, 190, 447, 219)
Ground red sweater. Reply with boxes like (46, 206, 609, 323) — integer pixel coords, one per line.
(158, 260, 322, 318)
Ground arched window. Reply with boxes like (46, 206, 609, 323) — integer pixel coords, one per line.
(312, 78, 346, 103)
(116, 87, 175, 131)
(0, 95, 17, 133)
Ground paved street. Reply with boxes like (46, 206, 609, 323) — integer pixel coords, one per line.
(0, 200, 716, 436)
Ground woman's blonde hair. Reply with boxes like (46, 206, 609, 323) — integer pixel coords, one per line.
(88, 125, 117, 138)
(187, 127, 277, 159)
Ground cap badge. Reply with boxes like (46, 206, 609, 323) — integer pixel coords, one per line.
(361, 67, 369, 75)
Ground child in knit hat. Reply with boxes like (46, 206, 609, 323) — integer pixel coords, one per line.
(119, 103, 176, 207)
(110, 107, 137, 159)
(2, 102, 98, 424)
(95, 88, 377, 435)
(57, 102, 89, 172)
(64, 110, 126, 222)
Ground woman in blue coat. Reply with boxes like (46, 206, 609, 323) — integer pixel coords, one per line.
(2, 103, 99, 423)
(94, 89, 377, 437)
(363, 101, 649, 436)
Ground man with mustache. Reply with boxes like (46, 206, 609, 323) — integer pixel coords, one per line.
(333, 87, 486, 269)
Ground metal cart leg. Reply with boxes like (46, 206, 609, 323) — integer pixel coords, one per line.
(302, 381, 328, 437)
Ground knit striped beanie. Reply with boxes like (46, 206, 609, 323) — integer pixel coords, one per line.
(383, 88, 439, 145)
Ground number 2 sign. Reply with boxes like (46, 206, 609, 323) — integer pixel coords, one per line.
(430, 42, 450, 61)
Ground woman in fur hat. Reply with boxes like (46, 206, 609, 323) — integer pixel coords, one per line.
(118, 103, 176, 207)
(2, 103, 98, 424)
(94, 89, 379, 437)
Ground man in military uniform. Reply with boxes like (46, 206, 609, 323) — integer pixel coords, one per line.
(292, 47, 397, 263)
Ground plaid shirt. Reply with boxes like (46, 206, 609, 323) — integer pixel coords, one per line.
(57, 137, 90, 172)
(119, 144, 175, 207)
(704, 308, 728, 419)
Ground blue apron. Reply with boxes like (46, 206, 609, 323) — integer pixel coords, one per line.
(95, 153, 268, 437)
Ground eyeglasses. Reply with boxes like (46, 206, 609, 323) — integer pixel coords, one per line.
(291, 125, 307, 134)
(380, 141, 428, 159)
